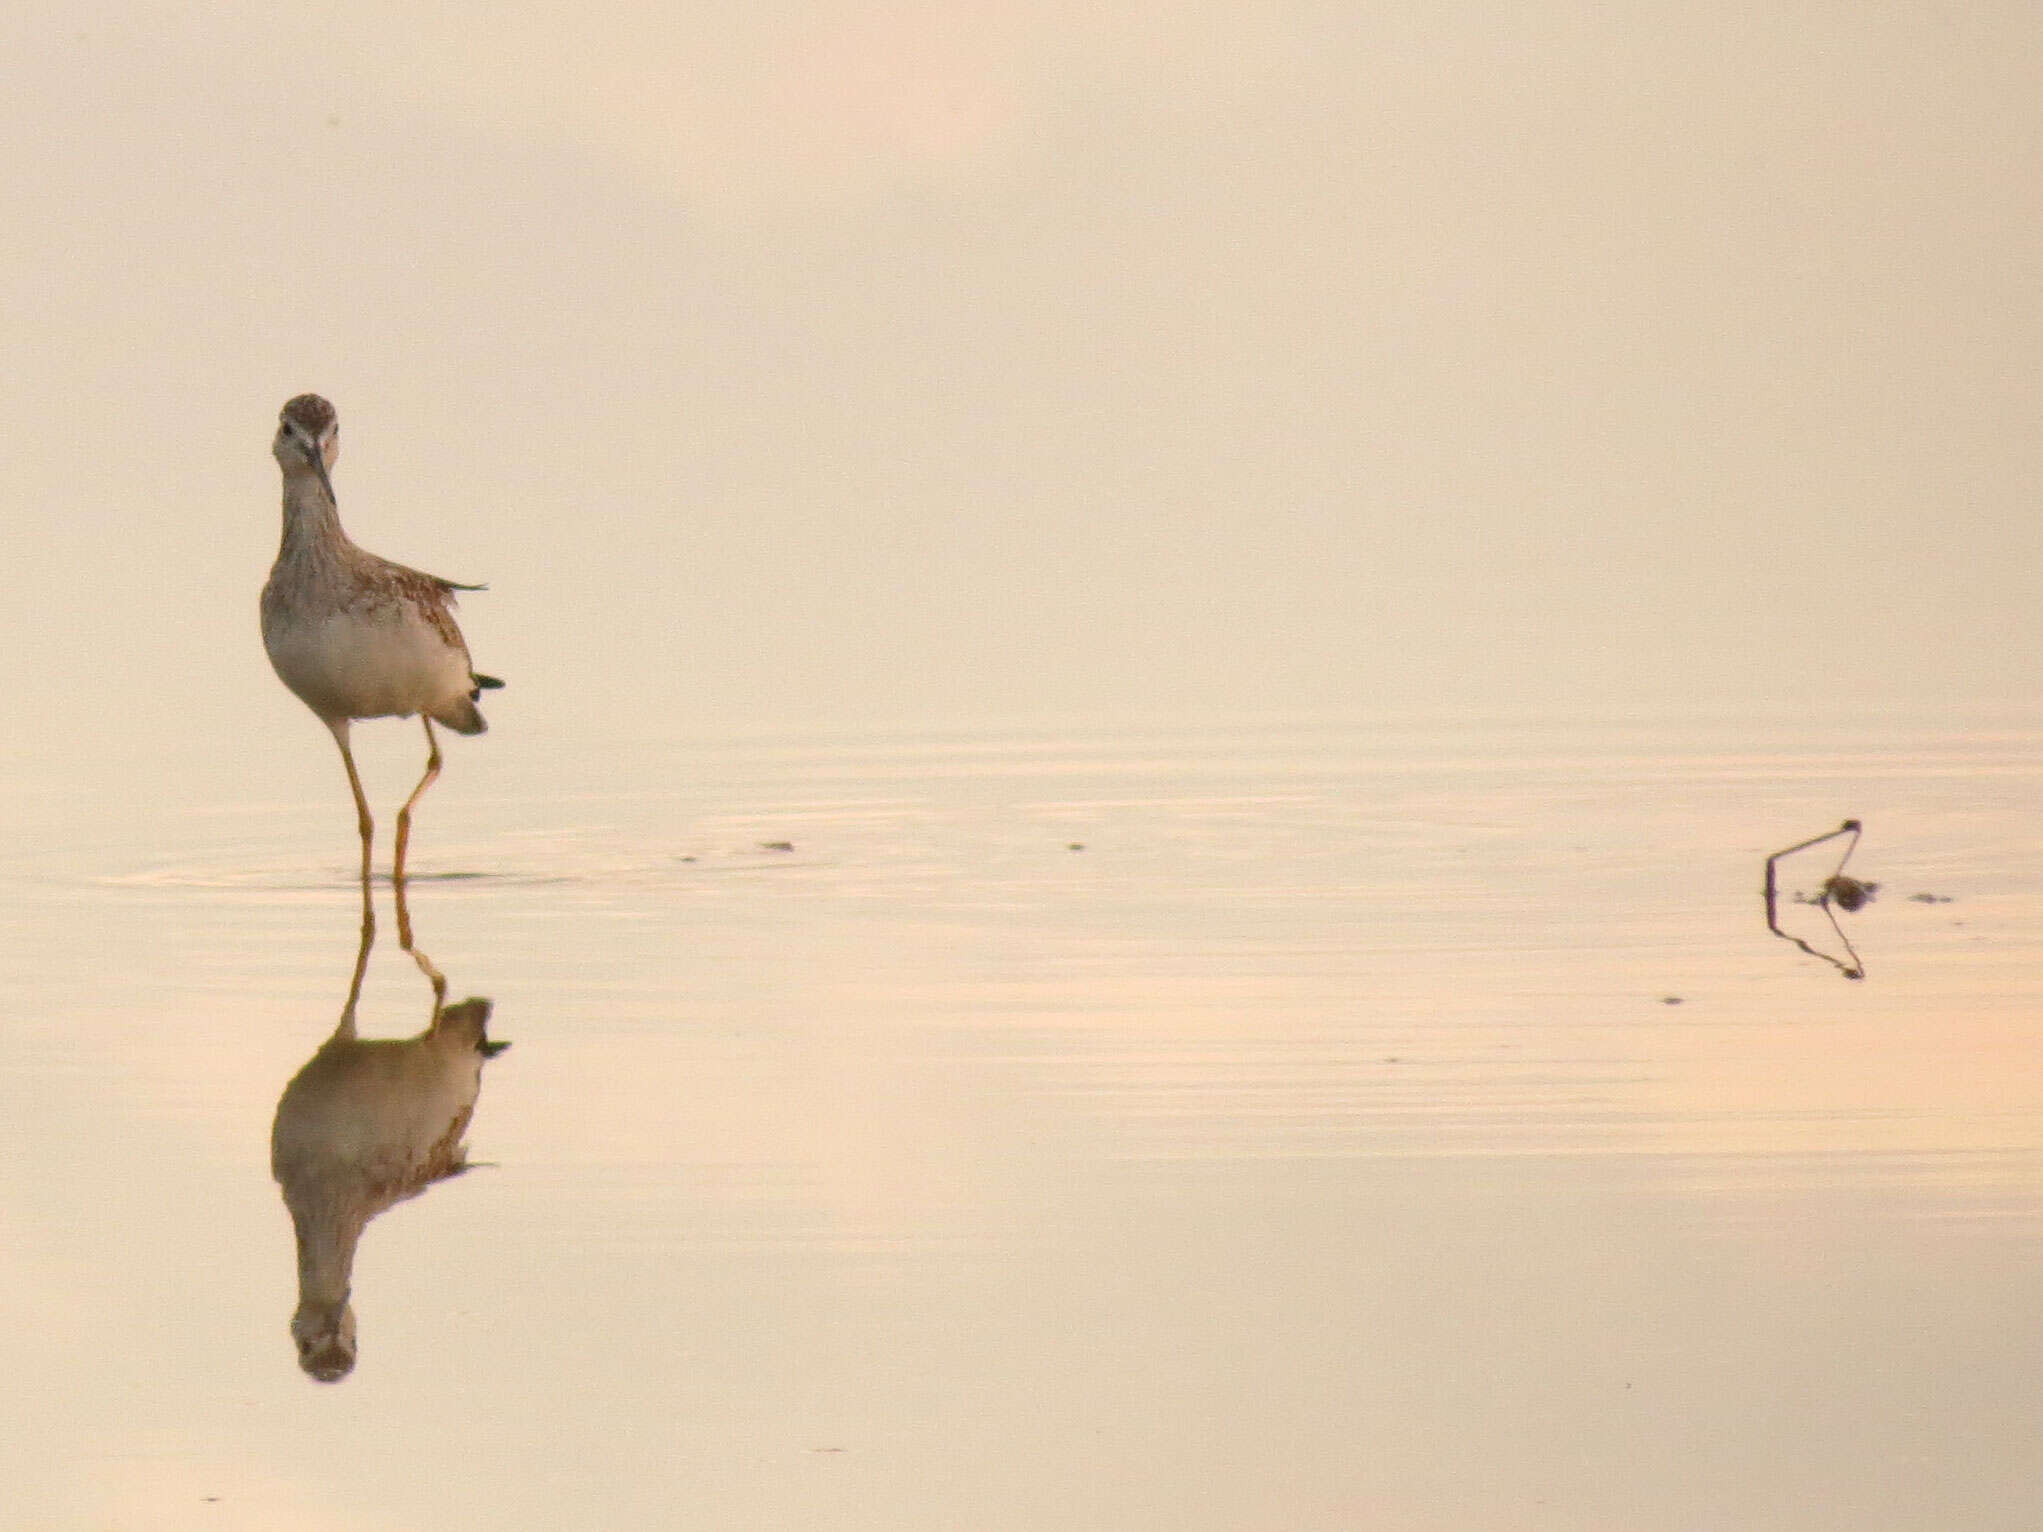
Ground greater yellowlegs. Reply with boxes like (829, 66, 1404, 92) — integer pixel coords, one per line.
(260, 394, 502, 891)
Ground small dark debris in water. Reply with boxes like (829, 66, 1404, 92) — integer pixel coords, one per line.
(1791, 876, 1880, 911)
(678, 855, 696, 863)
(808, 1446, 846, 1454)
(1661, 996, 1683, 1005)
(1908, 892, 1952, 903)
(1382, 1055, 1402, 1064)
(759, 841, 795, 852)
(1820, 874, 1877, 912)
(1067, 842, 1086, 852)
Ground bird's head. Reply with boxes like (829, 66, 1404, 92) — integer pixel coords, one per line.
(274, 394, 340, 502)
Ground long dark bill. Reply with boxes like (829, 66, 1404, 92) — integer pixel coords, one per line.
(309, 445, 338, 506)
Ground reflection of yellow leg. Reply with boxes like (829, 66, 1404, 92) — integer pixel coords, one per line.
(393, 717, 443, 890)
(392, 868, 447, 1010)
(327, 720, 375, 925)
(410, 942, 448, 1014)
(334, 912, 374, 1042)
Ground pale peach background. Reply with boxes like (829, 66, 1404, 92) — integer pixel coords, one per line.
(1, 4, 2037, 787)
(4, 14, 2043, 1526)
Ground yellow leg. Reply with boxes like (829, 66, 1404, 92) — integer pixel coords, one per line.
(327, 720, 375, 928)
(393, 717, 442, 889)
(393, 718, 443, 950)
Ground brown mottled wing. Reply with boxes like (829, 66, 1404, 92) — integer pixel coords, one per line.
(385, 557, 487, 594)
(372, 561, 475, 651)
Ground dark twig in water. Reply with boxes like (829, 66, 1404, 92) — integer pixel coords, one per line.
(1764, 818, 1866, 980)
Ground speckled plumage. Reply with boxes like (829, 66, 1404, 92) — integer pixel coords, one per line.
(260, 394, 502, 887)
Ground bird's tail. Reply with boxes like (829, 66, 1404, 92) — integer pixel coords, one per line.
(434, 997, 508, 1056)
(473, 673, 505, 690)
(431, 694, 488, 735)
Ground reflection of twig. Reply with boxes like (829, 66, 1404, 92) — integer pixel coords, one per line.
(1764, 819, 1866, 980)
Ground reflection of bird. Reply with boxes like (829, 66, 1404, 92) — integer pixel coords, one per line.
(260, 394, 503, 888)
(271, 924, 507, 1383)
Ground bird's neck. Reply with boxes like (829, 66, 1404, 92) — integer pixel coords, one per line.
(278, 471, 351, 560)
(290, 1190, 367, 1310)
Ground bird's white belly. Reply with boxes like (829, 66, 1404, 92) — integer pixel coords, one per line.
(265, 608, 468, 724)
(274, 1046, 484, 1177)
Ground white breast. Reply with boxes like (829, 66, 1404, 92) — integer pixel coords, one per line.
(264, 605, 471, 725)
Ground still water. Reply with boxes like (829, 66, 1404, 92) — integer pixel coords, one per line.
(4, 712, 2042, 1528)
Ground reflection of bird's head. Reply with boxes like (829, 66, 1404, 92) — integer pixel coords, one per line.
(292, 1298, 357, 1383)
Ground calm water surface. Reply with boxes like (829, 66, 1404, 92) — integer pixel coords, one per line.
(5, 712, 2043, 1529)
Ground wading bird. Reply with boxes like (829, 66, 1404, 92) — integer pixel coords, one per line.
(260, 394, 502, 891)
